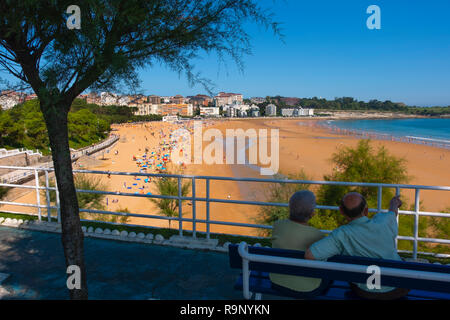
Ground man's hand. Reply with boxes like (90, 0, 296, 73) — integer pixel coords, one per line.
(389, 196, 402, 216)
(305, 249, 316, 260)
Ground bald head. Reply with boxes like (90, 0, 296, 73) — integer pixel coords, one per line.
(340, 192, 367, 218)
(289, 190, 316, 223)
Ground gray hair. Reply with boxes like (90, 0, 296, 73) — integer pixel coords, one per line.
(289, 190, 316, 223)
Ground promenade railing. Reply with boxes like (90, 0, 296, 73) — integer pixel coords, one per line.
(0, 165, 449, 259)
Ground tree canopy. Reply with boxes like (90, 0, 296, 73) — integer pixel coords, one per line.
(0, 0, 279, 98)
(0, 0, 279, 299)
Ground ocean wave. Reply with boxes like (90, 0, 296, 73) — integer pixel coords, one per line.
(405, 136, 450, 144)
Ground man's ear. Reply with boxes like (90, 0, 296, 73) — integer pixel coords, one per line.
(363, 206, 369, 217)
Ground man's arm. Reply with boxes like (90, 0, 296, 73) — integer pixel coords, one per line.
(389, 195, 402, 216)
(304, 231, 342, 261)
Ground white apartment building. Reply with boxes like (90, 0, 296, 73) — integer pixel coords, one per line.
(214, 92, 243, 107)
(0, 95, 20, 110)
(131, 103, 159, 116)
(199, 106, 220, 117)
(281, 107, 314, 117)
(265, 104, 277, 116)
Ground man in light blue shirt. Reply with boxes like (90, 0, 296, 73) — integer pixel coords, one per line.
(305, 192, 409, 300)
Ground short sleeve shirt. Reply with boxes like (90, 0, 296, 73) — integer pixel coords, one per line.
(269, 219, 326, 292)
(309, 212, 401, 292)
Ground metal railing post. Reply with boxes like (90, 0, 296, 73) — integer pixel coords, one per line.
(34, 169, 41, 221)
(1, 165, 449, 258)
(45, 170, 51, 221)
(192, 177, 196, 238)
(414, 189, 420, 260)
(206, 179, 210, 240)
(395, 187, 400, 250)
(55, 179, 61, 223)
(178, 177, 183, 236)
(377, 185, 382, 214)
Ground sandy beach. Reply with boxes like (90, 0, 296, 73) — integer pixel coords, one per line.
(2, 118, 449, 237)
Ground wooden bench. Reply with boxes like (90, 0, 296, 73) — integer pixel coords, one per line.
(228, 242, 450, 300)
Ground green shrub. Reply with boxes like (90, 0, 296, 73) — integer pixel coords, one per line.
(255, 170, 311, 236)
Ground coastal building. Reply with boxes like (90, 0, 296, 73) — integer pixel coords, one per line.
(214, 92, 243, 107)
(100, 92, 120, 106)
(162, 115, 179, 122)
(129, 94, 147, 105)
(199, 106, 220, 117)
(265, 104, 277, 116)
(237, 109, 248, 117)
(25, 93, 38, 101)
(160, 96, 171, 104)
(148, 95, 161, 104)
(298, 107, 314, 116)
(281, 107, 314, 117)
(171, 95, 185, 104)
(226, 106, 237, 117)
(131, 103, 159, 116)
(86, 92, 100, 105)
(281, 108, 295, 117)
(250, 108, 260, 117)
(0, 91, 25, 110)
(159, 103, 193, 117)
(189, 94, 212, 107)
(223, 102, 252, 117)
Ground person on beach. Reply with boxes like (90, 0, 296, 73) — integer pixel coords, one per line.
(270, 190, 330, 298)
(305, 193, 409, 300)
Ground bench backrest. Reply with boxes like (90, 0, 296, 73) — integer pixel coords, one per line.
(229, 244, 450, 293)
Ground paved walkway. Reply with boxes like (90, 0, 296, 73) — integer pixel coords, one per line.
(0, 226, 242, 299)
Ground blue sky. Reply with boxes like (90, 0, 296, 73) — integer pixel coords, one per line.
(2, 1, 450, 106)
(139, 0, 450, 106)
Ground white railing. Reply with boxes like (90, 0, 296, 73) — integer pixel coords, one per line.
(0, 135, 119, 184)
(0, 166, 449, 259)
(0, 148, 42, 159)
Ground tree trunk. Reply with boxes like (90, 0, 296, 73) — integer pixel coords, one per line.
(42, 101, 88, 300)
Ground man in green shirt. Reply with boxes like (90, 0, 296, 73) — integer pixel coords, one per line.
(270, 190, 330, 298)
(305, 192, 409, 300)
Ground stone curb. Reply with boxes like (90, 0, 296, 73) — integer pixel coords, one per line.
(0, 220, 236, 252)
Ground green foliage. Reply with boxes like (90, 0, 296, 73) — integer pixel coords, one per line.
(150, 169, 191, 228)
(42, 173, 107, 212)
(258, 96, 450, 115)
(0, 99, 110, 154)
(316, 140, 409, 226)
(42, 173, 133, 224)
(255, 170, 311, 236)
(73, 174, 108, 210)
(0, 186, 10, 200)
(71, 99, 162, 124)
(86, 207, 131, 224)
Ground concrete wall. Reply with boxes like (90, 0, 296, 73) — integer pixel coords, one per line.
(0, 152, 42, 175)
